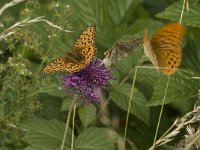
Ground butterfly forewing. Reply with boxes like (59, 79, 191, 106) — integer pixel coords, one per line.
(73, 25, 96, 55)
(82, 43, 96, 65)
(105, 38, 143, 66)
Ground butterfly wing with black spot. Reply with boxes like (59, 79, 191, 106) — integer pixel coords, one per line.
(150, 22, 185, 75)
(72, 25, 96, 66)
(42, 57, 67, 73)
(42, 56, 86, 74)
(42, 25, 96, 74)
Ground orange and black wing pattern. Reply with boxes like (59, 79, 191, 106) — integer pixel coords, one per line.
(42, 25, 96, 74)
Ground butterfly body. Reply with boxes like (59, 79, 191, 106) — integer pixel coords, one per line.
(65, 52, 84, 63)
(42, 25, 96, 74)
(143, 22, 185, 75)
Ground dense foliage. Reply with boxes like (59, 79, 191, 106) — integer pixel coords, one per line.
(0, 0, 200, 150)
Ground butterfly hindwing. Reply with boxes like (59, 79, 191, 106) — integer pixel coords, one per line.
(151, 23, 185, 74)
(144, 22, 185, 75)
(42, 56, 85, 74)
(42, 58, 67, 74)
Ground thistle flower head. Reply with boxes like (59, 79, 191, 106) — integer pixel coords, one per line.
(63, 59, 112, 103)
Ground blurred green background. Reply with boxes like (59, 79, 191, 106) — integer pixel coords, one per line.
(0, 0, 200, 150)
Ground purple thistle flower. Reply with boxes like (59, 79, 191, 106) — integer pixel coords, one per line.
(63, 59, 112, 103)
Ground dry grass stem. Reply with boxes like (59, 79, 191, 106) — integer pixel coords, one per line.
(149, 106, 200, 149)
(40, 18, 73, 33)
(0, 16, 72, 41)
(0, 0, 25, 16)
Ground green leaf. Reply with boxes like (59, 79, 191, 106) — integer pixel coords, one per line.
(75, 127, 114, 150)
(107, 0, 142, 25)
(70, 0, 142, 26)
(21, 118, 71, 150)
(115, 46, 144, 75)
(149, 71, 200, 106)
(127, 19, 163, 36)
(134, 65, 161, 99)
(78, 104, 97, 127)
(182, 28, 200, 74)
(39, 82, 66, 98)
(110, 83, 150, 125)
(135, 65, 160, 85)
(156, 0, 200, 28)
(69, 0, 143, 49)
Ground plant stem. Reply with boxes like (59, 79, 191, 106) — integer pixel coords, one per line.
(124, 66, 138, 150)
(149, 75, 170, 150)
(61, 99, 77, 150)
(71, 103, 76, 150)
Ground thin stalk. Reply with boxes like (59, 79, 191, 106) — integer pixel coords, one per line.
(149, 75, 171, 150)
(0, 0, 25, 16)
(71, 103, 76, 150)
(97, 55, 145, 118)
(123, 66, 138, 149)
(61, 99, 77, 150)
(179, 0, 187, 24)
